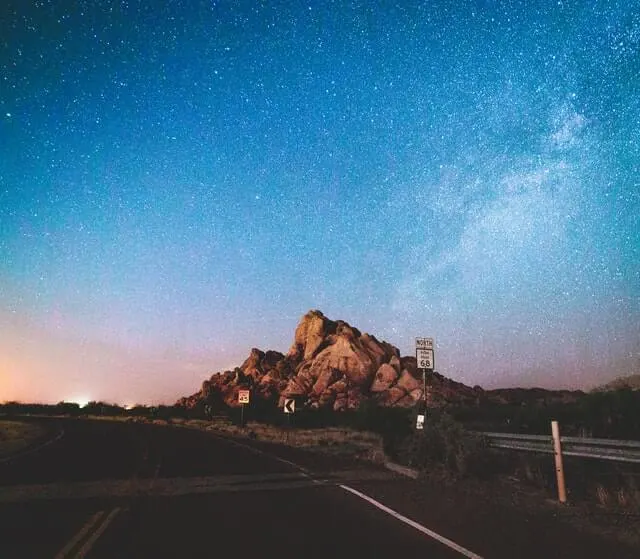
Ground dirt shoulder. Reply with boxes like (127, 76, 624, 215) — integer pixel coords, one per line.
(0, 421, 48, 459)
(422, 470, 640, 555)
(345, 473, 639, 559)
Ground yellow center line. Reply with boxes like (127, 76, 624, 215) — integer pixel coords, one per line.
(54, 511, 105, 559)
(74, 507, 121, 559)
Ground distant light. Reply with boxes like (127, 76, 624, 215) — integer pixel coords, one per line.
(69, 396, 91, 407)
(5, 113, 11, 117)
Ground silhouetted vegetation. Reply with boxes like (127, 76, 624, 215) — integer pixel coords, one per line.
(0, 401, 198, 420)
(449, 388, 640, 439)
(0, 401, 84, 417)
(2, 387, 638, 443)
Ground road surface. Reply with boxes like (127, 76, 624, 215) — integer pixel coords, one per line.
(0, 418, 637, 558)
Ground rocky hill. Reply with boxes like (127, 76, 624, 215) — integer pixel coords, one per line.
(177, 310, 480, 412)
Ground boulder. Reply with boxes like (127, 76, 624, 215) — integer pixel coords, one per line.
(287, 310, 330, 362)
(370, 363, 398, 392)
(397, 370, 421, 392)
(307, 335, 375, 386)
(312, 367, 341, 397)
(389, 354, 401, 374)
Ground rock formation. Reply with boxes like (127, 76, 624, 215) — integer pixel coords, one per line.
(177, 310, 480, 411)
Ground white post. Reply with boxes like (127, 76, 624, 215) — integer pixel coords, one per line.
(551, 420, 567, 504)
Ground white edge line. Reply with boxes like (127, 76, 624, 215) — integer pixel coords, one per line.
(75, 507, 121, 559)
(339, 484, 484, 559)
(54, 510, 105, 559)
(211, 433, 314, 476)
(230, 439, 320, 484)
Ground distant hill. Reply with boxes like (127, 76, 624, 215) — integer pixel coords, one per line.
(482, 387, 585, 406)
(594, 374, 640, 392)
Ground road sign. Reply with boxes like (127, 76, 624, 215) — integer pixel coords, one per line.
(415, 337, 433, 350)
(416, 348, 434, 370)
(283, 398, 295, 414)
(238, 390, 250, 404)
(416, 414, 425, 430)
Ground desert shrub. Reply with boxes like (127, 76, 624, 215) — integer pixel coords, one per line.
(576, 388, 640, 438)
(559, 456, 640, 511)
(82, 401, 126, 416)
(397, 410, 490, 477)
(351, 400, 413, 457)
(449, 388, 640, 439)
(512, 453, 555, 489)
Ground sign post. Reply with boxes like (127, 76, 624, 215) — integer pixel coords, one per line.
(238, 389, 250, 427)
(415, 337, 434, 424)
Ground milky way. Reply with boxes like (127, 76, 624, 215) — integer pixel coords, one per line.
(1, 1, 638, 404)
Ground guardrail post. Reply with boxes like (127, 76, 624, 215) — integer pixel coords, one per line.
(551, 420, 567, 503)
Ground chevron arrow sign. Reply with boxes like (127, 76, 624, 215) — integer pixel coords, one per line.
(284, 398, 295, 414)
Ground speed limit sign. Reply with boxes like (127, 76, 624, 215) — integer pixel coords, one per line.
(416, 348, 434, 370)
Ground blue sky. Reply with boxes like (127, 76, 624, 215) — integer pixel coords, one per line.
(1, 0, 638, 404)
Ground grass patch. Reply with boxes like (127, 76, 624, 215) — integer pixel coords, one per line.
(184, 418, 385, 462)
(0, 421, 47, 458)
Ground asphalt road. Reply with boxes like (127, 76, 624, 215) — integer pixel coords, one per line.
(0, 418, 637, 559)
(0, 419, 468, 559)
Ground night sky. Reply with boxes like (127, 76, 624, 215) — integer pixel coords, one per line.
(1, 1, 638, 405)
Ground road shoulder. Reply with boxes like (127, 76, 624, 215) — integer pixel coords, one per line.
(202, 426, 640, 559)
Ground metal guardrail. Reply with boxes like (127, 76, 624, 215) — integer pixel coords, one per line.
(481, 431, 640, 464)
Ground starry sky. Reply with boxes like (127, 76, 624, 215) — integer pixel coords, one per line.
(1, 1, 639, 405)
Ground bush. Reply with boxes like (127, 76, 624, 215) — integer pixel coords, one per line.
(397, 410, 490, 478)
(350, 400, 413, 457)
